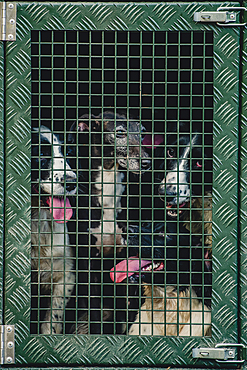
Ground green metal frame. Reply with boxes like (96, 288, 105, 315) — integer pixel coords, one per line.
(241, 1, 247, 351)
(0, 39, 4, 325)
(3, 1, 241, 367)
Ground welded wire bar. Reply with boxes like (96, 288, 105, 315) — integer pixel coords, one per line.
(30, 29, 213, 337)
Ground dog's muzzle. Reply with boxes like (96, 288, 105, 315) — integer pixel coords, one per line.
(158, 180, 190, 218)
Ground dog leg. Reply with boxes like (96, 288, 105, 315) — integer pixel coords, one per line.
(41, 261, 75, 334)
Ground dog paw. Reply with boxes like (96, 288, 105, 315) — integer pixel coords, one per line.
(41, 322, 63, 335)
(41, 322, 52, 335)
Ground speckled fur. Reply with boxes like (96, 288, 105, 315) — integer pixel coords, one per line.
(31, 127, 76, 334)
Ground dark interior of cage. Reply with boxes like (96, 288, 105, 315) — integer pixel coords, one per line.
(31, 30, 213, 336)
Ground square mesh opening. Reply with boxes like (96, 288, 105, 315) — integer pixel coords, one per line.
(31, 30, 213, 336)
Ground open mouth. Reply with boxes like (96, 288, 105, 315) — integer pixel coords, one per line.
(166, 201, 189, 217)
(46, 196, 73, 223)
(110, 256, 164, 283)
(32, 183, 74, 223)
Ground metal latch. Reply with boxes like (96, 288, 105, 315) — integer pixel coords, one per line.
(0, 2, 16, 41)
(192, 343, 245, 364)
(194, 6, 247, 26)
(0, 325, 15, 364)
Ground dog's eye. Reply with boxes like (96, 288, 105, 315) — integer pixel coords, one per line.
(196, 160, 202, 168)
(167, 148, 175, 158)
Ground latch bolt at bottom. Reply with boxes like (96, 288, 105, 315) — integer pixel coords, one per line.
(192, 343, 246, 364)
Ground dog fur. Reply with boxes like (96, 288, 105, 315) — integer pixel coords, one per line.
(129, 285, 211, 336)
(156, 122, 212, 246)
(68, 112, 151, 334)
(109, 221, 212, 336)
(69, 111, 151, 256)
(31, 126, 76, 334)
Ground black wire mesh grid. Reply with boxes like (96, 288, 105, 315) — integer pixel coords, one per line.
(31, 30, 213, 336)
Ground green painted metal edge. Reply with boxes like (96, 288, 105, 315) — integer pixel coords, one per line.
(0, 40, 4, 325)
(240, 1, 247, 352)
(3, 1, 240, 367)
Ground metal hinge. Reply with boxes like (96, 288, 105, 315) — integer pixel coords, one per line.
(0, 2, 16, 41)
(194, 6, 247, 26)
(0, 325, 15, 364)
(192, 343, 246, 364)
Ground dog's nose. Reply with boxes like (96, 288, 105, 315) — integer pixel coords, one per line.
(63, 176, 76, 192)
(65, 181, 76, 192)
(141, 159, 151, 169)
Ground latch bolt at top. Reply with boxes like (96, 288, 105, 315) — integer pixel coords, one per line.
(194, 6, 247, 27)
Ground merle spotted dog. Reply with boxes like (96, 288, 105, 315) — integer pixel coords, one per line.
(68, 111, 151, 333)
(31, 126, 77, 334)
(69, 111, 151, 256)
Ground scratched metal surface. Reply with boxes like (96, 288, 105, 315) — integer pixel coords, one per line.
(3, 2, 240, 366)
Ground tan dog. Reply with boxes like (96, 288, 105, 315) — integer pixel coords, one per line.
(128, 285, 211, 336)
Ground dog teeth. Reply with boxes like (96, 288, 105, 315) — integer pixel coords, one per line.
(167, 210, 177, 217)
(141, 262, 161, 272)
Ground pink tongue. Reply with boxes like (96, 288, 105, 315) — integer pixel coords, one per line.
(142, 134, 164, 149)
(47, 197, 73, 223)
(110, 257, 152, 283)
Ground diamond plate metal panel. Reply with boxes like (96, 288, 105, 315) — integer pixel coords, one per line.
(4, 1, 240, 367)
(241, 6, 247, 348)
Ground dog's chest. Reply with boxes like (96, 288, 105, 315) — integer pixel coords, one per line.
(31, 208, 71, 263)
(94, 167, 125, 214)
(92, 167, 125, 251)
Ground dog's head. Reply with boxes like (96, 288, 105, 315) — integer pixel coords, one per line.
(32, 126, 77, 221)
(110, 222, 211, 305)
(157, 122, 212, 218)
(69, 112, 151, 174)
(111, 222, 207, 284)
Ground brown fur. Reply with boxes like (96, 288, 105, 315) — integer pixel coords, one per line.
(183, 192, 212, 247)
(129, 285, 211, 336)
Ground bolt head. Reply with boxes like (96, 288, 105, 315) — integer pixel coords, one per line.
(8, 4, 14, 9)
(6, 357, 13, 363)
(9, 19, 15, 24)
(8, 34, 13, 40)
(6, 326, 12, 333)
(7, 341, 14, 349)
